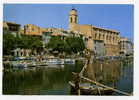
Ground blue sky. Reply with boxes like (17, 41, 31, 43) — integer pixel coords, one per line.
(3, 4, 134, 41)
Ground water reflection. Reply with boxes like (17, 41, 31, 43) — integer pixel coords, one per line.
(83, 59, 133, 95)
(3, 61, 83, 95)
(3, 60, 133, 95)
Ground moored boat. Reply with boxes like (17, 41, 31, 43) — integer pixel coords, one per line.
(69, 81, 114, 95)
(64, 59, 75, 64)
(46, 58, 64, 65)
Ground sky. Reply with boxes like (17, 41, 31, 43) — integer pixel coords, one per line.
(3, 4, 134, 41)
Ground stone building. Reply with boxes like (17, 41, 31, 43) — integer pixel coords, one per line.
(94, 40, 105, 57)
(24, 24, 46, 36)
(68, 8, 120, 56)
(42, 28, 69, 46)
(13, 48, 32, 57)
(119, 37, 133, 56)
(3, 21, 21, 35)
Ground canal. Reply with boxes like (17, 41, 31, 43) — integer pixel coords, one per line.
(3, 59, 133, 95)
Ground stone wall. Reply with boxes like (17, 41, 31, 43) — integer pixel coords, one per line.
(24, 24, 46, 35)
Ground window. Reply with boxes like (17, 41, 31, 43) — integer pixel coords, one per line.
(95, 33, 97, 39)
(32, 28, 34, 31)
(99, 34, 101, 39)
(103, 34, 105, 39)
(107, 35, 109, 40)
(75, 17, 77, 23)
(70, 17, 72, 23)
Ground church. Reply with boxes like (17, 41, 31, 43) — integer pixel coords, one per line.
(68, 8, 120, 56)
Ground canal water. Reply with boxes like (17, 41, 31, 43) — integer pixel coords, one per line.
(3, 60, 133, 95)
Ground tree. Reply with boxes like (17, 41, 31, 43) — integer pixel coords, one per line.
(3, 33, 43, 56)
(46, 36, 85, 55)
(3, 33, 16, 55)
(47, 36, 63, 52)
(66, 37, 85, 53)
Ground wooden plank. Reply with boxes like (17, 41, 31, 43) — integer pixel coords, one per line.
(81, 76, 132, 96)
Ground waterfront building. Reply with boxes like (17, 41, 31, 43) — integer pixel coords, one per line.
(19, 28, 24, 34)
(24, 24, 46, 36)
(3, 21, 21, 36)
(94, 40, 105, 57)
(42, 28, 70, 45)
(3, 8, 133, 57)
(42, 32, 52, 46)
(68, 8, 120, 56)
(119, 37, 133, 56)
(13, 48, 32, 57)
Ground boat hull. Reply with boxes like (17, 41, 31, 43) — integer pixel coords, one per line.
(69, 82, 114, 95)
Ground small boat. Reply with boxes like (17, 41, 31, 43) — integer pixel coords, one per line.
(46, 58, 64, 65)
(69, 81, 114, 95)
(37, 64, 48, 66)
(64, 59, 75, 64)
(14, 57, 26, 61)
(12, 63, 28, 69)
(27, 61, 48, 67)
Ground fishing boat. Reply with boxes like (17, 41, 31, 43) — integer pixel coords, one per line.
(69, 81, 114, 95)
(69, 49, 131, 96)
(69, 49, 115, 95)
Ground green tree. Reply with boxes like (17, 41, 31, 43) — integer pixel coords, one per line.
(47, 36, 64, 52)
(46, 36, 85, 55)
(66, 37, 85, 53)
(3, 33, 16, 55)
(3, 33, 43, 55)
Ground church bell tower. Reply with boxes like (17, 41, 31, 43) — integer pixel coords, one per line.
(69, 8, 78, 30)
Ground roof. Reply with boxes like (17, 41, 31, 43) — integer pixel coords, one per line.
(4, 21, 20, 26)
(71, 8, 77, 11)
(51, 33, 62, 36)
(92, 25, 119, 33)
(92, 26, 119, 33)
(120, 37, 129, 41)
(51, 32, 68, 37)
(78, 24, 119, 33)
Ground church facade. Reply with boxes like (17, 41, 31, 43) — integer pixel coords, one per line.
(69, 8, 120, 56)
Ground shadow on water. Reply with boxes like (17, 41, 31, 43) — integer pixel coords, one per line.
(3, 59, 133, 95)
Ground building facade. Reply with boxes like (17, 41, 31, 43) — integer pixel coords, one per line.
(94, 40, 105, 57)
(13, 48, 32, 57)
(3, 21, 21, 36)
(69, 8, 120, 56)
(42, 28, 70, 48)
(119, 37, 133, 56)
(24, 24, 46, 36)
